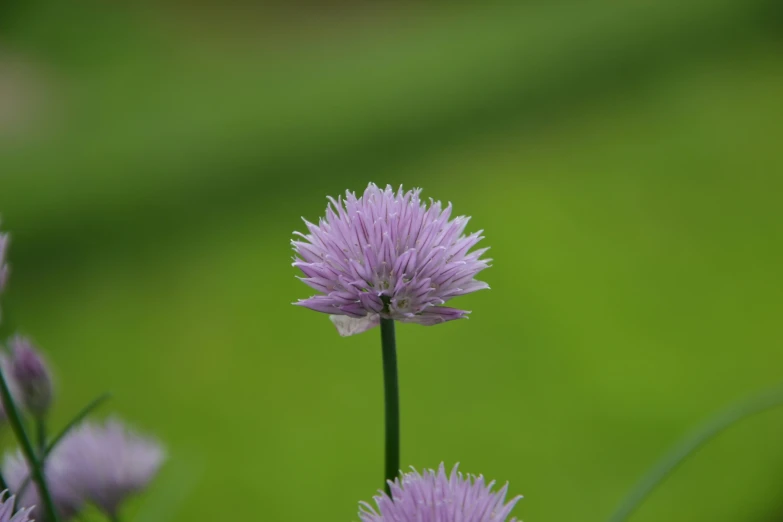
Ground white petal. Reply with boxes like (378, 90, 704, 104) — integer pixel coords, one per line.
(329, 314, 380, 337)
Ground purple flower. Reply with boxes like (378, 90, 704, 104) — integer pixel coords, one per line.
(3, 419, 164, 521)
(3, 446, 84, 522)
(0, 230, 9, 321)
(359, 463, 522, 522)
(59, 419, 165, 518)
(8, 336, 53, 418)
(292, 184, 491, 336)
(0, 231, 8, 292)
(0, 491, 31, 522)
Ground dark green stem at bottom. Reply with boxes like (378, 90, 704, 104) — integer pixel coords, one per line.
(0, 368, 60, 522)
(607, 385, 783, 522)
(380, 317, 400, 495)
(36, 418, 46, 459)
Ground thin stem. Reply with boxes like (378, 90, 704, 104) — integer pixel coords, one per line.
(36, 417, 46, 459)
(607, 385, 783, 522)
(0, 367, 60, 522)
(46, 392, 110, 456)
(380, 317, 400, 495)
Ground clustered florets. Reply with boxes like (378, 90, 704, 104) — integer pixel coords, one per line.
(359, 463, 522, 522)
(293, 183, 491, 335)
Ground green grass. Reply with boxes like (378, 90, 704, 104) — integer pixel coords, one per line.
(0, 0, 774, 232)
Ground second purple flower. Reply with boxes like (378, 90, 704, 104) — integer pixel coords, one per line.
(0, 228, 9, 322)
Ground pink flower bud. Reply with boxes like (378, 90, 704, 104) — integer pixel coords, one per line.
(9, 336, 53, 418)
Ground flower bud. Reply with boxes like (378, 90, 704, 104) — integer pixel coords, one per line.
(0, 231, 9, 324)
(9, 336, 53, 417)
(0, 232, 9, 294)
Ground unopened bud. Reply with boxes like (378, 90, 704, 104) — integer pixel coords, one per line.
(0, 232, 9, 324)
(9, 336, 53, 417)
(0, 232, 9, 293)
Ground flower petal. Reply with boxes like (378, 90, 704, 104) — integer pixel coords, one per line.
(329, 314, 380, 336)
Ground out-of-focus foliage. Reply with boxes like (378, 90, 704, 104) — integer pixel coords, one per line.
(1, 1, 782, 521)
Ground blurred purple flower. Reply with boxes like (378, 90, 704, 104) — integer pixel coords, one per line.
(8, 336, 53, 417)
(0, 231, 8, 291)
(3, 445, 84, 522)
(61, 419, 165, 518)
(0, 491, 32, 522)
(4, 419, 164, 521)
(0, 230, 10, 321)
(359, 463, 522, 522)
(292, 183, 491, 336)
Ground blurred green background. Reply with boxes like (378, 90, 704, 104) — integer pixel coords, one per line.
(1, 1, 782, 521)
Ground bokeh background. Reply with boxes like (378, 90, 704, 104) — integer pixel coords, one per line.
(1, 1, 782, 521)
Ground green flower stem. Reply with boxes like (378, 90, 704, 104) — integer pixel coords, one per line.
(45, 392, 111, 456)
(380, 317, 400, 495)
(608, 385, 783, 522)
(0, 367, 60, 522)
(36, 418, 46, 458)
